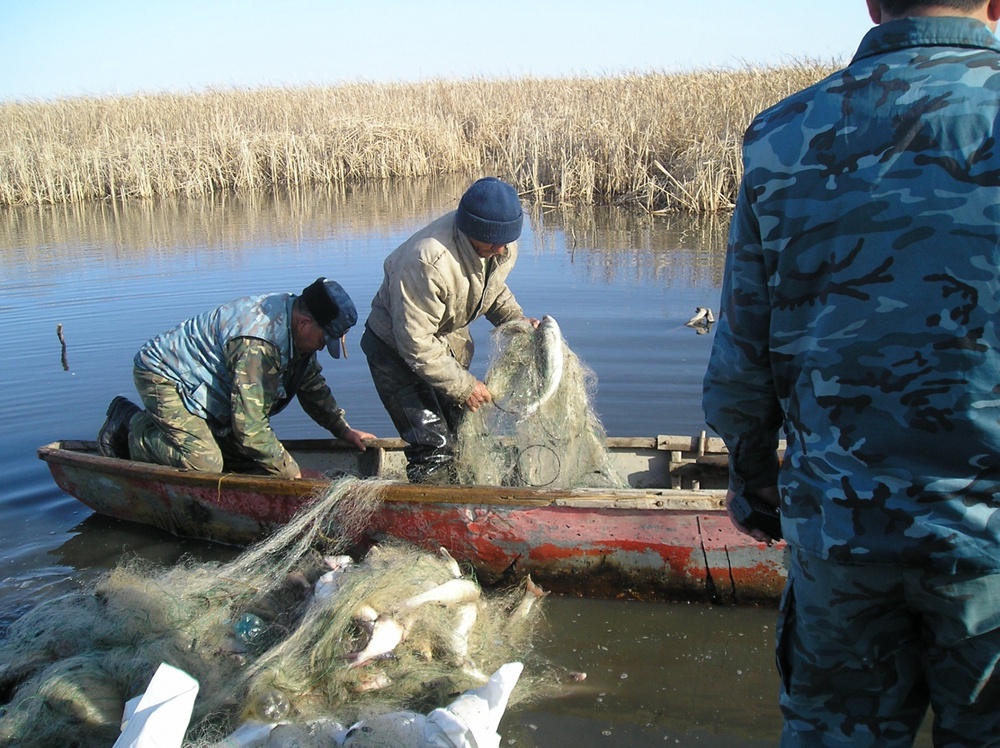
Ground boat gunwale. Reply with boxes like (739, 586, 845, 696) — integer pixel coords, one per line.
(38, 439, 727, 511)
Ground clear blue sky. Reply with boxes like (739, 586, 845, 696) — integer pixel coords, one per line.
(1, 1, 878, 102)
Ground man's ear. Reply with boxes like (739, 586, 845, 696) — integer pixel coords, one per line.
(866, 0, 882, 24)
(988, 0, 1000, 24)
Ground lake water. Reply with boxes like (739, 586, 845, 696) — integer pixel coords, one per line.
(0, 177, 931, 746)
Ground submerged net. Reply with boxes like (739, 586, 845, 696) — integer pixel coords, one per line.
(0, 478, 556, 747)
(454, 317, 626, 489)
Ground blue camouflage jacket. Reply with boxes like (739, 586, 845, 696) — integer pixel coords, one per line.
(703, 17, 1000, 573)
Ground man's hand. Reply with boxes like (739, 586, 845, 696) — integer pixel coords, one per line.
(296, 467, 326, 480)
(725, 485, 780, 544)
(341, 428, 376, 451)
(464, 380, 493, 412)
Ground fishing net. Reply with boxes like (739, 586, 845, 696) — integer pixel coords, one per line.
(0, 478, 556, 747)
(454, 317, 626, 489)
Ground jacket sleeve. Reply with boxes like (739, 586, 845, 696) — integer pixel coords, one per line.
(392, 258, 478, 404)
(702, 179, 783, 494)
(227, 338, 300, 478)
(295, 355, 352, 439)
(483, 254, 524, 326)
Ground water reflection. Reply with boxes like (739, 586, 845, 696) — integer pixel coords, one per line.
(533, 203, 728, 289)
(0, 178, 729, 291)
(0, 178, 464, 257)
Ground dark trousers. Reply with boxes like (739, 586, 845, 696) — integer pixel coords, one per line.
(360, 324, 463, 482)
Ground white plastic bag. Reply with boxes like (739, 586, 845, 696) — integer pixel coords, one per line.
(113, 662, 199, 748)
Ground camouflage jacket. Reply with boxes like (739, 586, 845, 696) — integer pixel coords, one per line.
(366, 211, 524, 404)
(136, 293, 350, 477)
(702, 17, 1000, 572)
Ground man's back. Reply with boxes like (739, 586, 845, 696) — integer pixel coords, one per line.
(705, 16, 1000, 570)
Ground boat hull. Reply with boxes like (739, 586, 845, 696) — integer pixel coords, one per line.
(38, 438, 787, 604)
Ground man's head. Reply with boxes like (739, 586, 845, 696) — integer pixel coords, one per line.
(455, 177, 523, 256)
(296, 278, 358, 358)
(869, 0, 997, 22)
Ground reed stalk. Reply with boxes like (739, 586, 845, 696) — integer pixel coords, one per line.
(0, 63, 837, 212)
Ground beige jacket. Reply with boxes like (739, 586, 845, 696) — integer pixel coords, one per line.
(366, 210, 524, 404)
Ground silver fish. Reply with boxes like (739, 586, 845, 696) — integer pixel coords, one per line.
(438, 546, 462, 578)
(447, 601, 479, 665)
(343, 613, 406, 668)
(511, 574, 549, 621)
(353, 670, 393, 693)
(524, 315, 564, 416)
(312, 556, 356, 604)
(399, 578, 481, 613)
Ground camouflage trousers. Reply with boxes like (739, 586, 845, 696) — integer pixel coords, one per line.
(129, 365, 243, 473)
(777, 547, 1000, 747)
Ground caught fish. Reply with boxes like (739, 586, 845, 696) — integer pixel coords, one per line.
(343, 613, 406, 668)
(354, 670, 393, 693)
(399, 578, 481, 613)
(511, 574, 549, 621)
(438, 546, 462, 578)
(447, 601, 479, 665)
(311, 555, 356, 605)
(324, 554, 354, 571)
(524, 315, 564, 416)
(354, 605, 379, 628)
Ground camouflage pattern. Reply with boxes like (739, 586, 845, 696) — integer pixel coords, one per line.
(702, 17, 1000, 574)
(135, 293, 296, 423)
(778, 548, 1000, 746)
(703, 16, 1000, 747)
(131, 297, 351, 479)
(130, 365, 243, 474)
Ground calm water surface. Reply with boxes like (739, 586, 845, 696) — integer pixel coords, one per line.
(0, 179, 932, 746)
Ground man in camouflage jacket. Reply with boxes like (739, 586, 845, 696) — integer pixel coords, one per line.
(99, 278, 375, 479)
(702, 1, 1000, 744)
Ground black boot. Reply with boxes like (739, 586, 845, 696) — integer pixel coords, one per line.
(98, 396, 141, 458)
(362, 326, 460, 484)
(391, 384, 458, 484)
(406, 452, 456, 485)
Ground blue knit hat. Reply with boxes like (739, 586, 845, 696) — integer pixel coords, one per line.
(300, 277, 358, 358)
(455, 177, 523, 245)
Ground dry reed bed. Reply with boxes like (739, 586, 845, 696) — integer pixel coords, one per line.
(0, 64, 837, 212)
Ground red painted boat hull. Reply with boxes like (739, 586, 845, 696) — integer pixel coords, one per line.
(38, 439, 787, 604)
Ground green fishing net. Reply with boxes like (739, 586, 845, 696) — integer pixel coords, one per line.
(454, 317, 626, 489)
(0, 479, 555, 747)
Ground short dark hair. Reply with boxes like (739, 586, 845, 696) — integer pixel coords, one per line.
(878, 0, 986, 14)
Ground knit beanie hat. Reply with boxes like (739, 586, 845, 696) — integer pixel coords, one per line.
(455, 177, 523, 245)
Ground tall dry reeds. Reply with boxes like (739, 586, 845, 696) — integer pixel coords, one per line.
(0, 63, 837, 212)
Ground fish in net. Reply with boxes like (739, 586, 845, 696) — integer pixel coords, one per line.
(0, 478, 558, 747)
(454, 315, 626, 489)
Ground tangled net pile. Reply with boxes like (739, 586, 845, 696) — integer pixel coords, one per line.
(0, 478, 555, 747)
(454, 318, 626, 489)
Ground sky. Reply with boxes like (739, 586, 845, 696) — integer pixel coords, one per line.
(0, 1, 879, 102)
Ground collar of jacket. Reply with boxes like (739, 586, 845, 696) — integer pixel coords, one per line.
(852, 16, 1000, 64)
(452, 220, 514, 276)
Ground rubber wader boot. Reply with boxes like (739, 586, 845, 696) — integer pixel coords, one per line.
(397, 384, 456, 484)
(98, 395, 141, 459)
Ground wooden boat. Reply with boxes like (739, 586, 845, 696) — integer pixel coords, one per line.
(37, 435, 787, 604)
